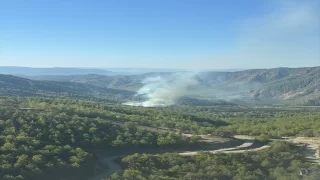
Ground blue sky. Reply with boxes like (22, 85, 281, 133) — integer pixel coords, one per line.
(0, 0, 319, 69)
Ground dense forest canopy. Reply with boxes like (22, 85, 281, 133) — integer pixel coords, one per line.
(0, 96, 319, 179)
(0, 97, 204, 180)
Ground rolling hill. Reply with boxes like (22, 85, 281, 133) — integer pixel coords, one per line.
(0, 74, 133, 102)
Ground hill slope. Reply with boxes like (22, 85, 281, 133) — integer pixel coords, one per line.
(0, 74, 133, 102)
(198, 66, 320, 105)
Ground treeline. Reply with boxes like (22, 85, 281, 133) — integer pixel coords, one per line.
(109, 142, 320, 180)
(213, 112, 320, 138)
(7, 97, 223, 133)
(167, 105, 320, 138)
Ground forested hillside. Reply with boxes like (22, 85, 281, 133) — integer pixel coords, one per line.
(0, 74, 132, 102)
(27, 74, 144, 91)
(0, 97, 204, 180)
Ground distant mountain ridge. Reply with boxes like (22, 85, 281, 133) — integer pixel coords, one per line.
(1, 66, 319, 105)
(0, 66, 115, 76)
(0, 66, 245, 76)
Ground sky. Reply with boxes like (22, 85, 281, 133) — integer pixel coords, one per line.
(0, 0, 319, 69)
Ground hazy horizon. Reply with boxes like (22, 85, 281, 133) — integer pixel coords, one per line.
(1, 65, 319, 71)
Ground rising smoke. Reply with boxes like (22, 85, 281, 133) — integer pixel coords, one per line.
(123, 72, 199, 107)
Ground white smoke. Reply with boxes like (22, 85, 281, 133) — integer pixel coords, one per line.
(123, 72, 199, 107)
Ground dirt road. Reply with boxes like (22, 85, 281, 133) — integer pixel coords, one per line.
(283, 137, 320, 164)
(90, 122, 320, 180)
(179, 139, 256, 156)
(89, 134, 267, 180)
(91, 136, 320, 180)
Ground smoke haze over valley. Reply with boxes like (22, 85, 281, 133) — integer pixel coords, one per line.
(123, 72, 199, 107)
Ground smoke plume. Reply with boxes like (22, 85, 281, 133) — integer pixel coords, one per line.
(123, 72, 198, 107)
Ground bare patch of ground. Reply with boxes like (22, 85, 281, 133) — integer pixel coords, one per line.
(281, 91, 305, 99)
(283, 137, 320, 164)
